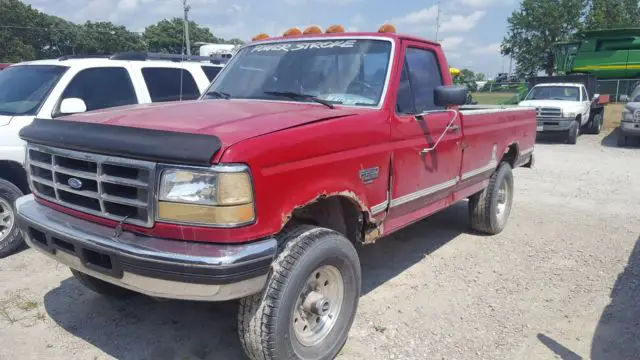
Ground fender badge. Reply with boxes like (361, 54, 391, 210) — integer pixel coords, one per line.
(359, 167, 380, 185)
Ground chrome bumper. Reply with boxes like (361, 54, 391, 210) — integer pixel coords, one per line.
(15, 194, 277, 301)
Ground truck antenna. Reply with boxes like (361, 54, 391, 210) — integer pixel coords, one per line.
(435, 0, 441, 42)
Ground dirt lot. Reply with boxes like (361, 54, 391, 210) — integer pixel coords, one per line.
(1, 130, 639, 360)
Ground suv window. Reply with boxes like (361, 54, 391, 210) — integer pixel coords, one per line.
(201, 66, 222, 82)
(581, 87, 588, 101)
(142, 68, 200, 102)
(59, 67, 137, 114)
(404, 47, 444, 113)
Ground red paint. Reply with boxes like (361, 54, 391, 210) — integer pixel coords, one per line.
(42, 32, 536, 244)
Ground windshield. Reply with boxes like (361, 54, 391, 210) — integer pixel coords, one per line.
(525, 86, 580, 101)
(0, 65, 68, 116)
(203, 39, 392, 107)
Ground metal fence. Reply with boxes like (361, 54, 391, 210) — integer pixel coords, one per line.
(596, 79, 640, 102)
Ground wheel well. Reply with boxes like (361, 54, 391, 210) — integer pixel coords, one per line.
(501, 144, 518, 167)
(288, 196, 365, 244)
(0, 161, 29, 194)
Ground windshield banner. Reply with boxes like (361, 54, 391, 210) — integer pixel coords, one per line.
(251, 40, 357, 53)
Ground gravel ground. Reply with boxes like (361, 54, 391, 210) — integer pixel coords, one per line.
(1, 130, 638, 360)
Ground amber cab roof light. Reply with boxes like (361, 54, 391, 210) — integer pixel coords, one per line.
(251, 23, 397, 42)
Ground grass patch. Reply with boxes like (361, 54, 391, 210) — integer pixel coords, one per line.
(17, 300, 39, 311)
(471, 92, 517, 105)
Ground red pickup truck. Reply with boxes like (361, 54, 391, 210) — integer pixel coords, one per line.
(15, 25, 535, 360)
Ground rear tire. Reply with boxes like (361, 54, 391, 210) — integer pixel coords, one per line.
(567, 120, 579, 144)
(469, 162, 514, 235)
(238, 225, 361, 360)
(71, 269, 136, 299)
(0, 179, 24, 259)
(586, 112, 603, 135)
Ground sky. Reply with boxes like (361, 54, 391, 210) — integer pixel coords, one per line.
(22, 0, 520, 77)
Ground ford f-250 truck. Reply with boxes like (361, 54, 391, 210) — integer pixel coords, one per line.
(14, 25, 535, 360)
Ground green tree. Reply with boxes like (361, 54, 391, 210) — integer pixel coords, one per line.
(474, 72, 486, 81)
(586, 0, 640, 29)
(501, 0, 586, 76)
(143, 18, 221, 54)
(75, 21, 146, 54)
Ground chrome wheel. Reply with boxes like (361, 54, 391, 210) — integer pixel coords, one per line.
(292, 265, 344, 347)
(496, 179, 510, 225)
(0, 198, 15, 241)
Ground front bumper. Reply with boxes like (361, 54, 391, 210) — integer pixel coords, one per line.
(536, 117, 574, 132)
(619, 122, 640, 136)
(15, 194, 277, 301)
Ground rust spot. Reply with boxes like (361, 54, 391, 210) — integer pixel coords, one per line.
(363, 224, 383, 244)
(279, 190, 374, 229)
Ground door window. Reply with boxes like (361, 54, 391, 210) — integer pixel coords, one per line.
(404, 47, 444, 113)
(141, 67, 200, 102)
(59, 67, 137, 114)
(581, 87, 588, 101)
(201, 66, 222, 82)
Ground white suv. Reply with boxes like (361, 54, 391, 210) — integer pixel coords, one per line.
(0, 53, 225, 257)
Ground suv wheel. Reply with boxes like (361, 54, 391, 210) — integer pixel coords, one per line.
(238, 225, 361, 360)
(0, 179, 24, 258)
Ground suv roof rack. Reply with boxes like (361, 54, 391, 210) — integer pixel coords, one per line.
(57, 52, 231, 64)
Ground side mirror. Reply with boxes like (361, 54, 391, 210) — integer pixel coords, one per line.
(59, 98, 87, 115)
(434, 85, 468, 107)
(592, 93, 600, 101)
(619, 94, 629, 103)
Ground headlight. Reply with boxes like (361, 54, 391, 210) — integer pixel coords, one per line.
(564, 111, 577, 118)
(622, 110, 633, 122)
(157, 166, 254, 226)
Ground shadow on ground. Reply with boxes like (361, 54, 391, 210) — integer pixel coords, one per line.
(601, 128, 640, 148)
(591, 236, 640, 359)
(43, 202, 469, 360)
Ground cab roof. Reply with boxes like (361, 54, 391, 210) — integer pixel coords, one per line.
(246, 31, 441, 47)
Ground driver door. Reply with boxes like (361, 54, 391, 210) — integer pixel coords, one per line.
(385, 41, 463, 230)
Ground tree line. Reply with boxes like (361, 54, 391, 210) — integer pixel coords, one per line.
(0, 0, 244, 63)
(501, 0, 640, 76)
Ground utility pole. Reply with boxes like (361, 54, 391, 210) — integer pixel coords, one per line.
(181, 0, 191, 55)
(435, 0, 441, 42)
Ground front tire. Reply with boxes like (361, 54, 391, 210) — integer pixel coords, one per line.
(0, 179, 25, 258)
(238, 225, 361, 360)
(567, 120, 579, 144)
(469, 162, 514, 235)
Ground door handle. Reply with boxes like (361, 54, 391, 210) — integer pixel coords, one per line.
(448, 124, 460, 133)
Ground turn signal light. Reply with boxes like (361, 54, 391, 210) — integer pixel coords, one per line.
(325, 25, 345, 33)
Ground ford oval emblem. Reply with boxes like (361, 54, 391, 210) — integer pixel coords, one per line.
(67, 177, 83, 190)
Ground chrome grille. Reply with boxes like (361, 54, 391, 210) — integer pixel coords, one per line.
(26, 144, 156, 227)
(634, 110, 640, 123)
(536, 107, 562, 118)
